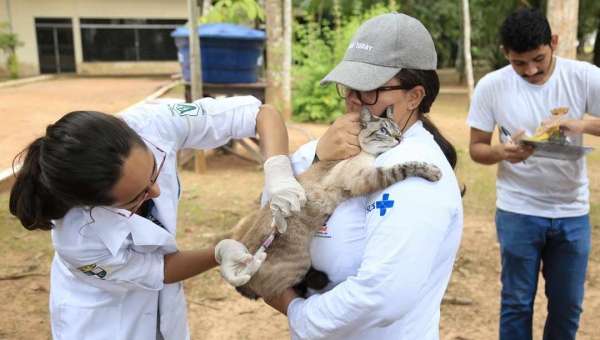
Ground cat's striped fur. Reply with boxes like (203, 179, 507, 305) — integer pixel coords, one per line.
(236, 105, 442, 300)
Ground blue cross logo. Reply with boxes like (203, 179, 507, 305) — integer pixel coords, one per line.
(375, 193, 395, 216)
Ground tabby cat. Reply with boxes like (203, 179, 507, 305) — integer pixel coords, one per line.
(236, 105, 442, 300)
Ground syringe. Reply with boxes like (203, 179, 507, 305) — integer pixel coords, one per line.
(238, 218, 277, 276)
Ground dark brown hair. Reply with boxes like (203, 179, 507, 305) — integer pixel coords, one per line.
(395, 68, 458, 168)
(395, 68, 466, 195)
(9, 111, 146, 230)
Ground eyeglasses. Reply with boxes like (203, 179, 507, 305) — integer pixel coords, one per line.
(111, 138, 167, 218)
(336, 83, 407, 105)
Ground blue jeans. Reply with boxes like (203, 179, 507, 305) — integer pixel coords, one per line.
(495, 209, 590, 340)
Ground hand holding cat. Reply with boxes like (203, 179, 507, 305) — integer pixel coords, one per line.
(264, 155, 307, 233)
(316, 112, 362, 161)
(215, 239, 267, 286)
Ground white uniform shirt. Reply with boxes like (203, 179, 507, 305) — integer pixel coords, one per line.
(49, 96, 261, 340)
(284, 121, 464, 340)
(467, 57, 600, 218)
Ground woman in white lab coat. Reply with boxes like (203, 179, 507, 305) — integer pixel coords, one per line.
(264, 13, 464, 340)
(9, 96, 306, 340)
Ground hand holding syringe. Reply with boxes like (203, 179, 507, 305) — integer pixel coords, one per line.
(237, 218, 277, 276)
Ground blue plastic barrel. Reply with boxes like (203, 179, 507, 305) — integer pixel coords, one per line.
(171, 23, 266, 84)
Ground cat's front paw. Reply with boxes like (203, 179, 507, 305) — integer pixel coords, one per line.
(422, 163, 442, 182)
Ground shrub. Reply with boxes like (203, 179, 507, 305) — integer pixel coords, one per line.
(292, 5, 392, 123)
(0, 21, 23, 79)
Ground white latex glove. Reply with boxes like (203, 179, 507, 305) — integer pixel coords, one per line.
(215, 239, 266, 287)
(263, 155, 307, 233)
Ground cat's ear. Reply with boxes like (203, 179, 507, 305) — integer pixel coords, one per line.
(360, 105, 377, 127)
(385, 105, 394, 120)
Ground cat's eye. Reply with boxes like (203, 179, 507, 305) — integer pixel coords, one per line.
(378, 128, 388, 135)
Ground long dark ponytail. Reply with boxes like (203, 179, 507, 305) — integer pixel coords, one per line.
(395, 69, 465, 195)
(395, 69, 458, 168)
(9, 111, 146, 230)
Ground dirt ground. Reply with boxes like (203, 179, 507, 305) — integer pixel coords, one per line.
(0, 76, 174, 170)
(0, 77, 599, 340)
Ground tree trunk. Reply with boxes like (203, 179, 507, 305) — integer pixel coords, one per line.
(456, 0, 464, 85)
(461, 0, 474, 101)
(282, 0, 292, 121)
(333, 0, 341, 30)
(188, 0, 203, 100)
(456, 38, 465, 85)
(389, 0, 397, 11)
(317, 1, 324, 28)
(201, 0, 212, 16)
(594, 20, 600, 67)
(547, 0, 580, 59)
(265, 0, 284, 108)
(188, 0, 206, 173)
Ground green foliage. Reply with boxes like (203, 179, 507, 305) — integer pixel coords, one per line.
(298, 0, 389, 18)
(8, 54, 18, 78)
(291, 19, 344, 123)
(0, 21, 23, 79)
(291, 4, 391, 123)
(0, 22, 21, 53)
(200, 0, 265, 25)
(469, 0, 551, 70)
(296, 0, 599, 73)
(400, 0, 461, 68)
(578, 0, 600, 38)
(299, 0, 462, 68)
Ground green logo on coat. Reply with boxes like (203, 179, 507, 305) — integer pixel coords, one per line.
(174, 104, 199, 116)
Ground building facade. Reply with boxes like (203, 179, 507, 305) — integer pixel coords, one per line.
(1, 0, 188, 77)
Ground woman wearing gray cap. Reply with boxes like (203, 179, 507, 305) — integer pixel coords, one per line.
(265, 12, 464, 339)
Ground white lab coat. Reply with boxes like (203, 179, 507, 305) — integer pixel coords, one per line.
(49, 96, 262, 340)
(283, 121, 464, 340)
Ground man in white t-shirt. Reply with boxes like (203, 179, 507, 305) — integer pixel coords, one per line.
(467, 8, 600, 340)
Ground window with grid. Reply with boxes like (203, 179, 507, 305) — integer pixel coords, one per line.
(80, 18, 186, 62)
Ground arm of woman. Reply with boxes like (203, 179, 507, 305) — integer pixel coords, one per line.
(163, 247, 218, 284)
(257, 105, 307, 233)
(255, 104, 289, 158)
(269, 152, 462, 339)
(164, 241, 263, 286)
(259, 112, 363, 207)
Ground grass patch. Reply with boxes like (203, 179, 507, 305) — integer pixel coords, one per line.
(0, 194, 53, 257)
(433, 93, 471, 119)
(160, 84, 185, 98)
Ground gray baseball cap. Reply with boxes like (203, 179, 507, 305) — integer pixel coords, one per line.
(320, 12, 437, 91)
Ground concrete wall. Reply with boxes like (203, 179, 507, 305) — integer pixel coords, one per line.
(0, 0, 187, 77)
